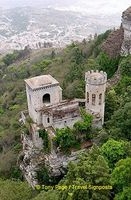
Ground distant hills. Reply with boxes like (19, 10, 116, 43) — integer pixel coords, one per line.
(0, 6, 121, 52)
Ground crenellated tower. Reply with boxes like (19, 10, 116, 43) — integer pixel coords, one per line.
(85, 70, 107, 127)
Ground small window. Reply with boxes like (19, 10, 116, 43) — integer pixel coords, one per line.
(64, 121, 67, 126)
(29, 94, 31, 103)
(87, 92, 89, 103)
(99, 93, 102, 105)
(47, 117, 50, 123)
(92, 94, 96, 105)
(43, 93, 50, 104)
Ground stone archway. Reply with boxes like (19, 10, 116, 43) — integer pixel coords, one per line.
(43, 93, 50, 104)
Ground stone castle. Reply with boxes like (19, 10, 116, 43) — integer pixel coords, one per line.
(24, 70, 107, 131)
(19, 6, 131, 188)
(20, 70, 107, 187)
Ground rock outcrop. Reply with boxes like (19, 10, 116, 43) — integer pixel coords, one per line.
(101, 27, 124, 58)
(19, 133, 87, 188)
(121, 6, 131, 55)
(102, 6, 131, 57)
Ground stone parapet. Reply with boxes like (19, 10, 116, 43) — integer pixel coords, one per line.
(85, 70, 107, 85)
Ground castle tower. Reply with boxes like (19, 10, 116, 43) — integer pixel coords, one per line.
(121, 6, 131, 55)
(25, 74, 62, 124)
(85, 70, 107, 127)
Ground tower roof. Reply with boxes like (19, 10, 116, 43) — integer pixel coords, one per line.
(89, 72, 103, 80)
(25, 74, 59, 90)
(85, 70, 107, 85)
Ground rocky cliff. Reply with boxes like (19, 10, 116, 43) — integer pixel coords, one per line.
(19, 133, 87, 188)
(101, 6, 131, 57)
(121, 6, 131, 55)
(101, 27, 124, 58)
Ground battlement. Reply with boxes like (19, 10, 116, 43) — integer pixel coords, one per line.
(85, 70, 107, 85)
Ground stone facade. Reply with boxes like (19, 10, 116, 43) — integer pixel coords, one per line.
(40, 100, 81, 129)
(121, 6, 131, 55)
(25, 75, 62, 124)
(25, 75, 81, 129)
(25, 71, 107, 130)
(85, 70, 107, 127)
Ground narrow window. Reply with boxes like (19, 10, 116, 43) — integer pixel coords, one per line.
(87, 92, 89, 103)
(92, 94, 96, 105)
(47, 117, 50, 123)
(99, 93, 102, 105)
(29, 94, 31, 103)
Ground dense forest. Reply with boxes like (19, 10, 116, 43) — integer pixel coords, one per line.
(0, 29, 131, 200)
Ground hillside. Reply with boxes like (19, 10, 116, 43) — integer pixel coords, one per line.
(0, 6, 120, 52)
(0, 30, 131, 199)
(101, 27, 124, 58)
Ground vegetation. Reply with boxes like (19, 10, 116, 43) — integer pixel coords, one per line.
(58, 145, 111, 200)
(101, 139, 129, 167)
(55, 127, 77, 152)
(74, 110, 93, 136)
(54, 112, 93, 152)
(97, 52, 120, 78)
(0, 179, 35, 200)
(39, 129, 51, 153)
(3, 47, 31, 66)
(0, 29, 131, 199)
(111, 158, 131, 198)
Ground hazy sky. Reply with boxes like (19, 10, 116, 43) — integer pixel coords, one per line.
(0, 0, 130, 15)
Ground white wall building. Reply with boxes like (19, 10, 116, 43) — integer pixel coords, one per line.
(25, 71, 107, 130)
(25, 74, 81, 129)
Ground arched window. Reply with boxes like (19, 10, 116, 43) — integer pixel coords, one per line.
(99, 93, 102, 105)
(43, 93, 50, 104)
(87, 92, 89, 103)
(92, 94, 96, 105)
(47, 117, 50, 123)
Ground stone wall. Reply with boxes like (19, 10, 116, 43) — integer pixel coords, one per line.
(53, 115, 82, 129)
(85, 70, 107, 126)
(26, 84, 62, 124)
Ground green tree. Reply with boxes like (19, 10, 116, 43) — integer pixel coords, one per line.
(101, 139, 127, 167)
(0, 179, 35, 200)
(36, 166, 50, 185)
(115, 76, 131, 98)
(97, 52, 119, 78)
(74, 111, 93, 141)
(55, 127, 76, 152)
(39, 129, 51, 153)
(114, 187, 131, 200)
(32, 190, 59, 200)
(105, 89, 120, 121)
(71, 47, 84, 65)
(106, 102, 131, 140)
(51, 50, 56, 59)
(2, 51, 19, 66)
(111, 158, 131, 193)
(59, 145, 111, 200)
(120, 55, 131, 76)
